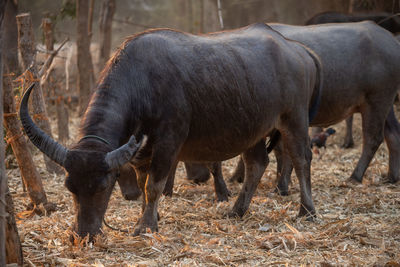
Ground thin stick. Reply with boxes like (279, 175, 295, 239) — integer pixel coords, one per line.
(38, 37, 69, 78)
(217, 0, 224, 30)
(103, 218, 129, 233)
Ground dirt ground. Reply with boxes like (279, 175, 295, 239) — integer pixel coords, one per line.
(6, 109, 400, 266)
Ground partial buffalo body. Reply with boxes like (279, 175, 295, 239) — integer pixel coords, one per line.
(229, 22, 400, 195)
(20, 24, 321, 239)
(306, 11, 400, 33)
(306, 11, 400, 148)
(118, 160, 229, 202)
(118, 162, 222, 200)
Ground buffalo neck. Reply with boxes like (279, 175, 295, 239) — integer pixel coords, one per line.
(79, 82, 138, 150)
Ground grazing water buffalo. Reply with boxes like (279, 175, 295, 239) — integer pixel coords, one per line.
(229, 22, 400, 195)
(20, 23, 322, 239)
(306, 11, 400, 148)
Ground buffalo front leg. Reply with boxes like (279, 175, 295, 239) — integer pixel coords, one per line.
(207, 162, 230, 202)
(349, 107, 386, 183)
(273, 140, 293, 196)
(384, 107, 400, 183)
(229, 139, 268, 218)
(133, 144, 179, 236)
(134, 165, 150, 214)
(342, 115, 355, 148)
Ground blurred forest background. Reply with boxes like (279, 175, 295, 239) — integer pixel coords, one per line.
(20, 0, 400, 50)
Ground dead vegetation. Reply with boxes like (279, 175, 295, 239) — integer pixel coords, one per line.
(6, 110, 400, 266)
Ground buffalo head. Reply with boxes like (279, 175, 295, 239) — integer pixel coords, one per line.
(19, 84, 147, 240)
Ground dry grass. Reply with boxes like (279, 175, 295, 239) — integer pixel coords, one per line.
(7, 110, 400, 266)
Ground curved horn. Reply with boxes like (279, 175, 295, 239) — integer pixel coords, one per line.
(105, 135, 148, 170)
(19, 84, 68, 167)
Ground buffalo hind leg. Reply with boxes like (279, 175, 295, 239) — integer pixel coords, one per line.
(274, 140, 293, 196)
(229, 139, 268, 218)
(342, 115, 355, 148)
(207, 162, 230, 202)
(185, 162, 211, 183)
(229, 157, 245, 183)
(349, 107, 386, 183)
(281, 119, 315, 219)
(384, 107, 400, 183)
(163, 161, 178, 197)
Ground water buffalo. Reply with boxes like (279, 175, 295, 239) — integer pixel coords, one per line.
(20, 23, 322, 239)
(306, 11, 400, 148)
(229, 22, 400, 194)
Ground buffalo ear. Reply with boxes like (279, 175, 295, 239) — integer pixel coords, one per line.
(104, 135, 148, 170)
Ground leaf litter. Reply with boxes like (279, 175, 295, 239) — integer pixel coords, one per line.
(6, 109, 400, 266)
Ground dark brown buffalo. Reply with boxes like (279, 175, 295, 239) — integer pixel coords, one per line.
(229, 22, 400, 195)
(122, 22, 400, 201)
(307, 11, 400, 148)
(20, 24, 322, 239)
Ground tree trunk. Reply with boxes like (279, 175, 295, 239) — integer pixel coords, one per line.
(3, 0, 18, 73)
(4, 71, 51, 209)
(98, 0, 115, 69)
(5, 188, 23, 266)
(0, 0, 8, 265)
(2, 1, 23, 265)
(42, 18, 69, 144)
(77, 0, 96, 115)
(16, 13, 63, 175)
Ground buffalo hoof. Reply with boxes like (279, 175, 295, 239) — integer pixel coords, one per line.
(193, 175, 210, 184)
(342, 140, 354, 149)
(133, 222, 158, 236)
(228, 206, 246, 218)
(383, 174, 399, 184)
(347, 175, 363, 185)
(163, 188, 173, 197)
(216, 190, 231, 202)
(298, 207, 316, 221)
(229, 173, 244, 184)
(69, 231, 98, 244)
(274, 187, 289, 196)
